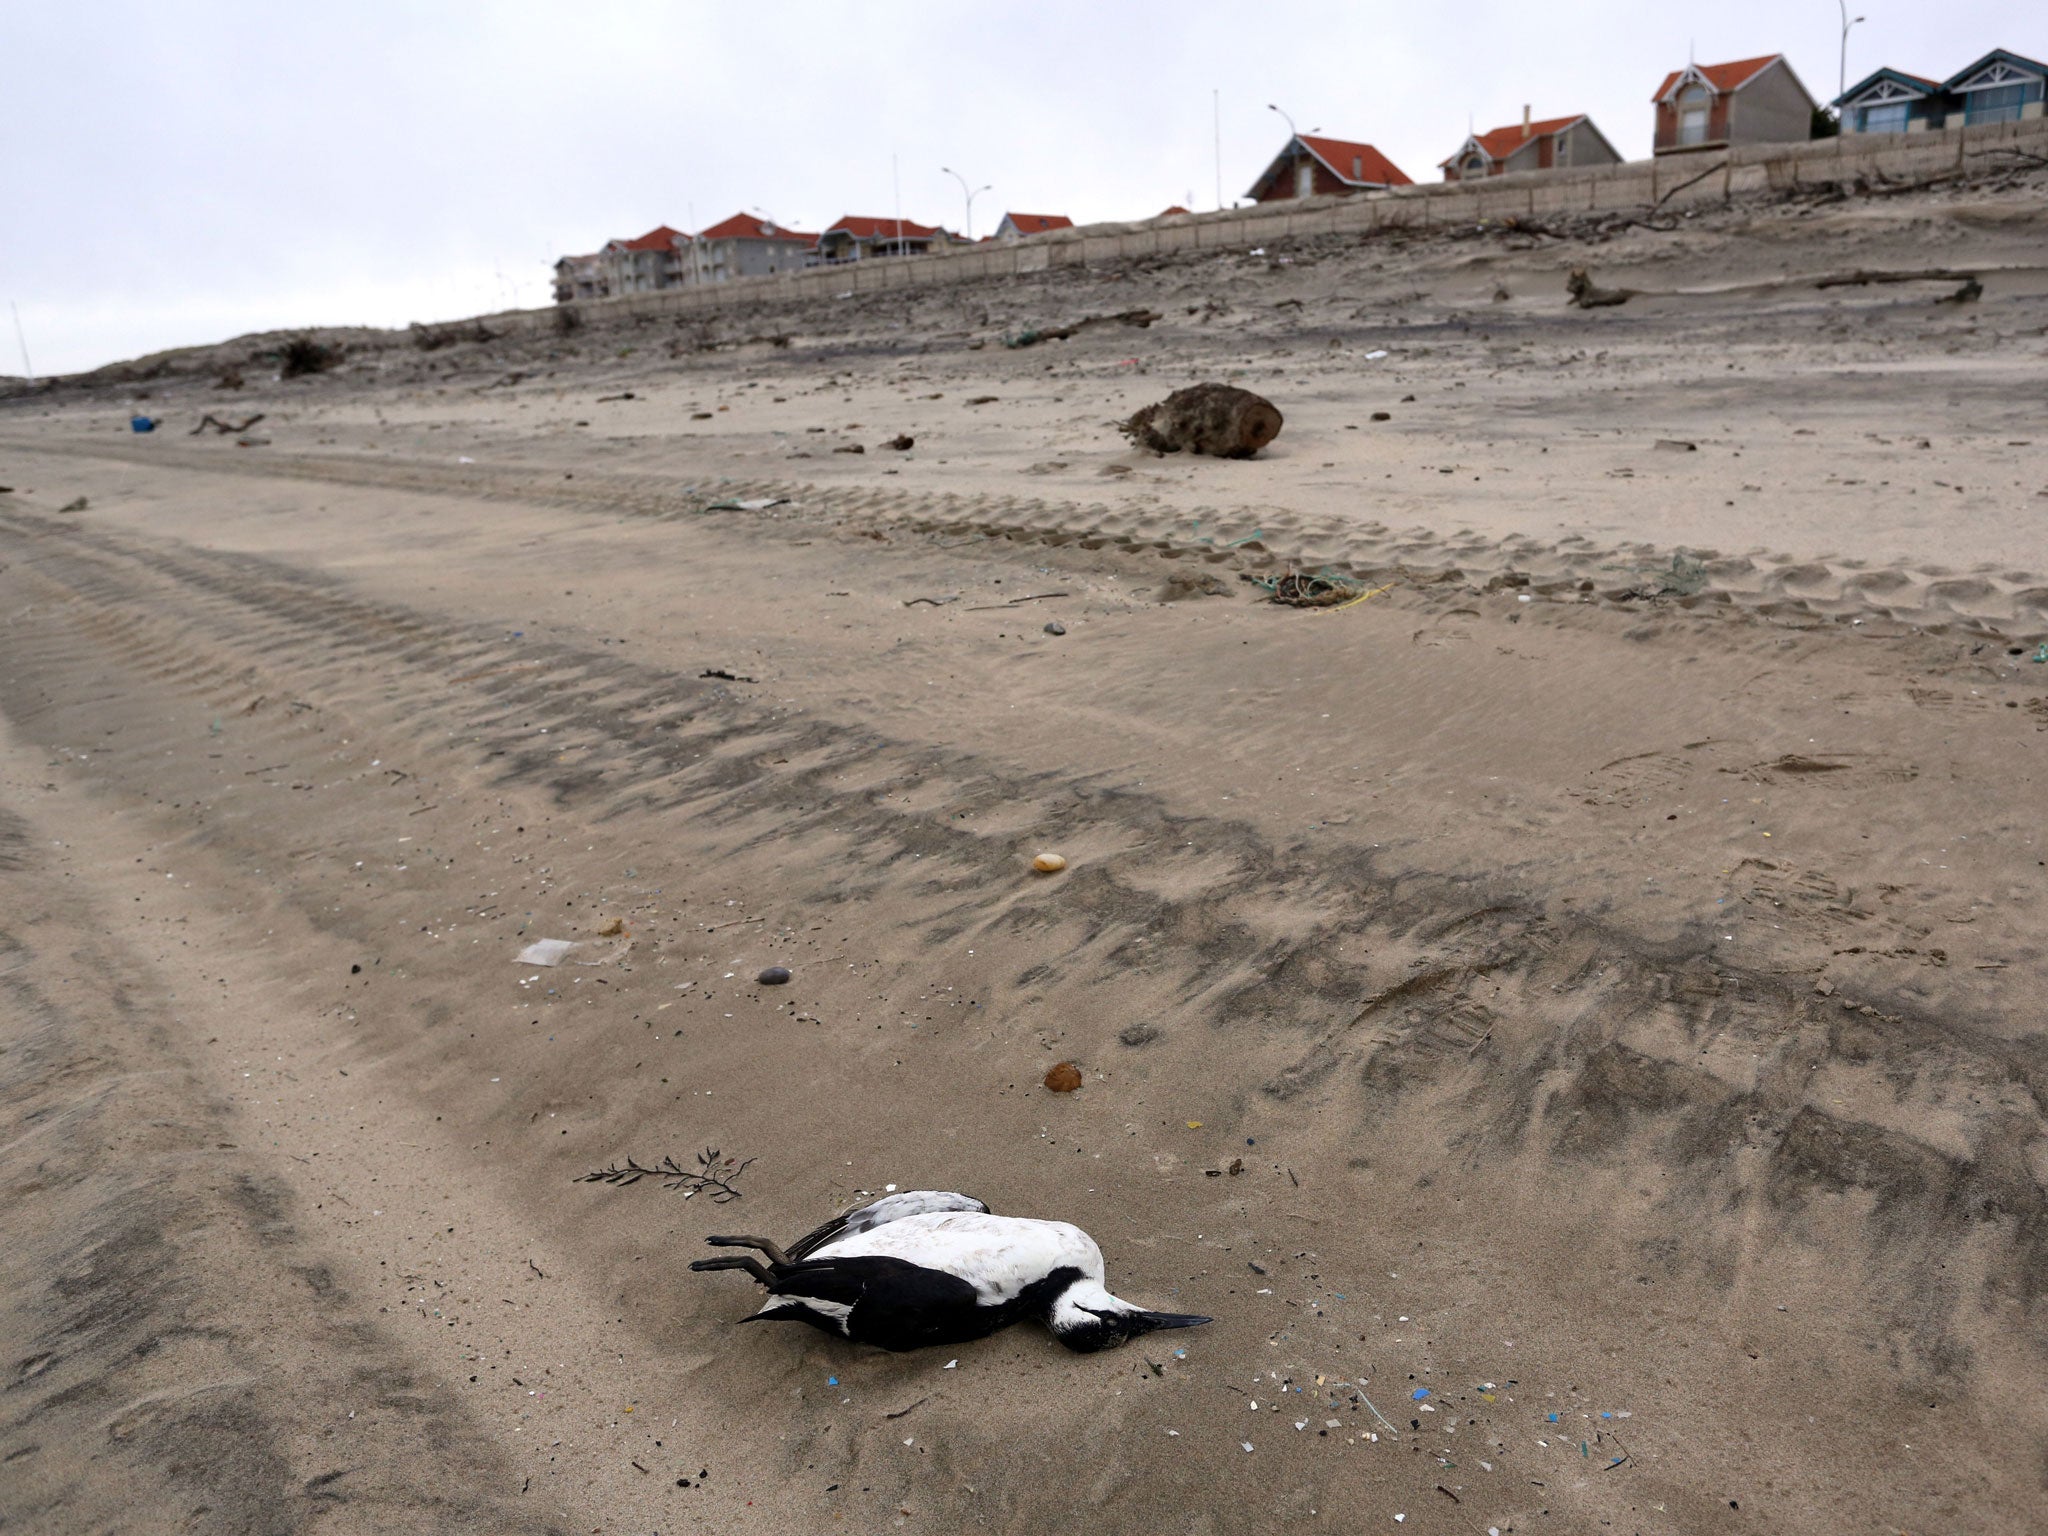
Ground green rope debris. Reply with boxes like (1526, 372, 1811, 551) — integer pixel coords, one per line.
(1241, 568, 1379, 607)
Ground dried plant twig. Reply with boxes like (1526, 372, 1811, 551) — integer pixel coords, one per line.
(577, 1147, 755, 1202)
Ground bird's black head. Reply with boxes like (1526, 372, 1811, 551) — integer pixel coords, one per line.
(1047, 1281, 1213, 1353)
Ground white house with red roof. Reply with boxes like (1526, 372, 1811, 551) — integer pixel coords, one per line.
(596, 225, 690, 293)
(1246, 134, 1411, 202)
(816, 214, 957, 263)
(994, 212, 1074, 241)
(686, 214, 818, 283)
(1441, 109, 1620, 181)
(1652, 54, 1817, 154)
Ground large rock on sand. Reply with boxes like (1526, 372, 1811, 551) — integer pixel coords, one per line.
(1121, 383, 1283, 459)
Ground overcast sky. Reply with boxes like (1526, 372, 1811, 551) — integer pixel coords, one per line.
(4, 1, 2040, 375)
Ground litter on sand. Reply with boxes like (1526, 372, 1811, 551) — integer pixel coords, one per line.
(702, 496, 790, 512)
(1244, 571, 1396, 609)
(515, 938, 629, 967)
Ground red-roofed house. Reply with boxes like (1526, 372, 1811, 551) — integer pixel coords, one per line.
(994, 212, 1074, 241)
(597, 225, 689, 293)
(1157, 205, 1192, 218)
(816, 215, 954, 263)
(686, 214, 818, 283)
(1652, 54, 1817, 154)
(1441, 109, 1621, 181)
(1246, 134, 1411, 201)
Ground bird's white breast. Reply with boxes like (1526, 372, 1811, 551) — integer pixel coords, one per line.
(809, 1214, 1106, 1304)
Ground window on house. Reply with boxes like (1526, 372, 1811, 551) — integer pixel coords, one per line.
(1462, 155, 1486, 178)
(1678, 84, 1711, 145)
(1861, 101, 1909, 133)
(1351, 155, 1363, 179)
(1964, 84, 2027, 125)
(1295, 159, 1314, 197)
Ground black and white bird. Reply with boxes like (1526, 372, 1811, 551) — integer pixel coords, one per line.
(689, 1190, 1211, 1353)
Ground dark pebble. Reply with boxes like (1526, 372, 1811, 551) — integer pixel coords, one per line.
(1043, 621, 1066, 636)
(757, 966, 792, 985)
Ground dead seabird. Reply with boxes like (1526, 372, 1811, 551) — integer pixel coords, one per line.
(689, 1189, 1211, 1353)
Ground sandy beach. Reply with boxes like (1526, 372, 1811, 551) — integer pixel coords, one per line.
(3, 174, 2047, 1535)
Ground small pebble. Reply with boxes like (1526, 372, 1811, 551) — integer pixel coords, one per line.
(757, 966, 791, 986)
(1032, 852, 1066, 873)
(1043, 620, 1066, 635)
(1044, 1062, 1083, 1093)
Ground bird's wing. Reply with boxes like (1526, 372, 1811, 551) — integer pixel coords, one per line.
(762, 1254, 918, 1309)
(785, 1190, 991, 1261)
(759, 1256, 985, 1348)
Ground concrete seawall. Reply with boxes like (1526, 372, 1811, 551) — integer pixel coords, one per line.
(499, 117, 2048, 340)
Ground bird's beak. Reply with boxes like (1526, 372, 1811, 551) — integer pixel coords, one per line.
(1086, 1306, 1212, 1334)
(1130, 1311, 1212, 1333)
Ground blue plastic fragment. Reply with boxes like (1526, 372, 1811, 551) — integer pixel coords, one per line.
(1412, 1388, 1429, 1400)
(1601, 1411, 1612, 1419)
(827, 1376, 838, 1386)
(1547, 1412, 1559, 1422)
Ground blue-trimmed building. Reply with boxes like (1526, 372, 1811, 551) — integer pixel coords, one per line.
(1834, 68, 1946, 135)
(1834, 48, 2046, 134)
(1944, 49, 2047, 126)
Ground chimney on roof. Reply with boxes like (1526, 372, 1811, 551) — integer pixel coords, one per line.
(1522, 103, 1532, 137)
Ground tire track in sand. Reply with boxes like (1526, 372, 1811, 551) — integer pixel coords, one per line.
(8, 435, 2047, 641)
(4, 496, 2044, 1424)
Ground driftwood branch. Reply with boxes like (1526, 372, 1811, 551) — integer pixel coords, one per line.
(1654, 157, 1728, 207)
(1566, 268, 1637, 309)
(191, 413, 266, 436)
(1812, 268, 1977, 289)
(1005, 309, 1162, 347)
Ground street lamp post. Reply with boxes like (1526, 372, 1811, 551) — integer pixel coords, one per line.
(1838, 0, 1865, 112)
(1267, 103, 1297, 142)
(940, 167, 991, 242)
